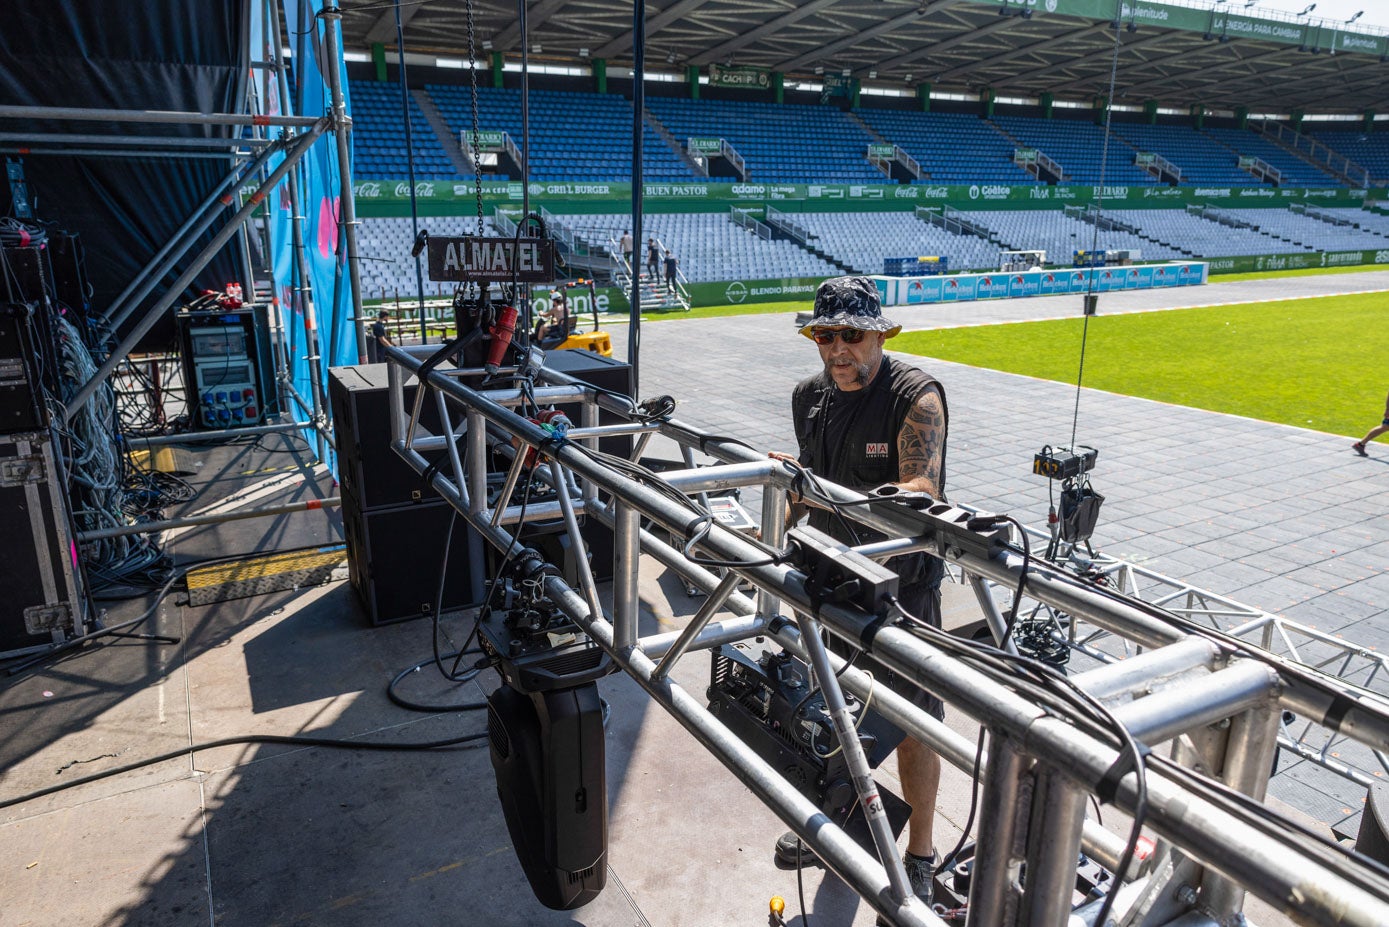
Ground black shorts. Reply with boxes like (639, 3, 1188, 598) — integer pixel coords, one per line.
(827, 580, 945, 723)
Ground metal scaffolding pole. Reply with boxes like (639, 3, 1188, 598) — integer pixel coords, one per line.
(0, 104, 320, 128)
(319, 2, 368, 360)
(63, 121, 328, 423)
(0, 132, 272, 150)
(76, 496, 340, 543)
(104, 141, 283, 331)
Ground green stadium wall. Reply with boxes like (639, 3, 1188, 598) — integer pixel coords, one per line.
(351, 179, 1382, 216)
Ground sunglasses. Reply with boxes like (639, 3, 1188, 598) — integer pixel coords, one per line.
(811, 328, 867, 345)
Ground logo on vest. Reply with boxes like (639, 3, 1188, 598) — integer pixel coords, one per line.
(865, 442, 890, 457)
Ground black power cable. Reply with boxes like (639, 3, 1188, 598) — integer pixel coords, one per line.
(0, 730, 487, 813)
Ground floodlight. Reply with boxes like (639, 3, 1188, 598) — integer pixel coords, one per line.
(868, 70, 878, 79)
(531, 43, 542, 53)
(483, 40, 493, 50)
(579, 47, 589, 58)
(842, 67, 852, 76)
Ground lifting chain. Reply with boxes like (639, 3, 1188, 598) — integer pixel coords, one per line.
(465, 0, 485, 237)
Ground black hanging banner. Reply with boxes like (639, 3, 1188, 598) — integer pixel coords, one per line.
(426, 236, 556, 283)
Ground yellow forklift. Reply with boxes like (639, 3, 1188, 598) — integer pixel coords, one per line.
(539, 277, 612, 357)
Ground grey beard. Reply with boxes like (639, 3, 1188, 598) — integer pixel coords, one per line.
(825, 359, 871, 387)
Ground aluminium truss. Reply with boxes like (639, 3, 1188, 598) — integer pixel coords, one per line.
(383, 341, 1389, 927)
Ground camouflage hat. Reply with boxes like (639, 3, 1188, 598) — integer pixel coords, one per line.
(798, 276, 901, 340)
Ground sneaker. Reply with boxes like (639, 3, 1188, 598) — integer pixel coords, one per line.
(876, 852, 937, 926)
(903, 852, 936, 906)
(1353, 442, 1369, 457)
(774, 830, 819, 866)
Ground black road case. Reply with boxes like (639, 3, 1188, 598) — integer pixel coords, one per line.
(1, 430, 91, 658)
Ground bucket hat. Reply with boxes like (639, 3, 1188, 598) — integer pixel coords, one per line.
(798, 276, 900, 339)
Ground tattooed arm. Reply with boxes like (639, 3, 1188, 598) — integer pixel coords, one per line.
(896, 385, 945, 498)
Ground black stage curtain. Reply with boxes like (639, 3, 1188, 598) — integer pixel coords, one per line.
(0, 0, 248, 348)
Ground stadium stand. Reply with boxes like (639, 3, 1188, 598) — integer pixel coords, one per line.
(560, 212, 841, 282)
(1109, 122, 1256, 186)
(644, 97, 888, 184)
(1309, 129, 1389, 182)
(1203, 127, 1342, 187)
(1322, 207, 1389, 237)
(1107, 209, 1314, 256)
(351, 81, 460, 180)
(794, 211, 1001, 272)
(958, 209, 1185, 264)
(1221, 208, 1389, 250)
(990, 115, 1159, 186)
(851, 110, 1037, 184)
(426, 85, 697, 182)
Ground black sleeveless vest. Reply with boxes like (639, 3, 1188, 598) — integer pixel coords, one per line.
(791, 355, 948, 588)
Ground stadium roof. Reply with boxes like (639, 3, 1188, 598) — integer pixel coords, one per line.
(340, 0, 1389, 115)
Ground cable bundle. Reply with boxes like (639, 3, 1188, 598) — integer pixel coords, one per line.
(0, 216, 47, 249)
(50, 313, 170, 592)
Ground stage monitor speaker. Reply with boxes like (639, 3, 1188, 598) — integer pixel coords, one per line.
(487, 682, 607, 910)
(329, 364, 450, 512)
(341, 495, 483, 626)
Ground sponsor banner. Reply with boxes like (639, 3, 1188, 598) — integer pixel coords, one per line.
(1015, 148, 1039, 164)
(1197, 249, 1389, 274)
(463, 130, 507, 151)
(1024, 1, 1384, 55)
(821, 73, 856, 100)
(708, 64, 770, 90)
(942, 275, 979, 301)
(875, 261, 1207, 306)
(1151, 264, 1179, 287)
(1135, 152, 1156, 166)
(688, 137, 723, 154)
(350, 179, 1375, 212)
(1237, 155, 1257, 169)
(1125, 265, 1155, 289)
(1038, 270, 1071, 295)
(868, 144, 897, 158)
(680, 276, 824, 308)
(1008, 272, 1042, 297)
(1094, 268, 1124, 292)
(976, 274, 1011, 299)
(903, 277, 945, 304)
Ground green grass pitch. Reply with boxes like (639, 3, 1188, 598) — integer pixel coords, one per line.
(891, 291, 1389, 438)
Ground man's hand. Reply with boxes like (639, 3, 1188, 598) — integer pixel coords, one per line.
(768, 451, 808, 524)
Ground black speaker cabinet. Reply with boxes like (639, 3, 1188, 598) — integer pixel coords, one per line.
(341, 495, 483, 626)
(329, 363, 451, 511)
(0, 304, 46, 435)
(1, 430, 91, 657)
(487, 682, 608, 910)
